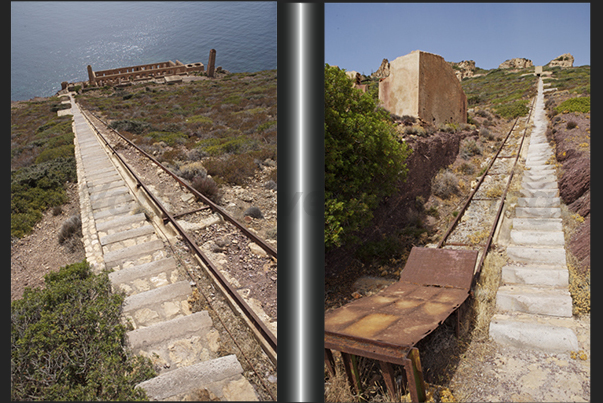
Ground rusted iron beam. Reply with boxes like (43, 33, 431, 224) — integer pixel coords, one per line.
(405, 348, 426, 402)
(379, 360, 398, 401)
(166, 205, 210, 222)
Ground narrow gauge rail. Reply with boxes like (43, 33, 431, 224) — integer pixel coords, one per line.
(76, 104, 278, 361)
(437, 95, 536, 286)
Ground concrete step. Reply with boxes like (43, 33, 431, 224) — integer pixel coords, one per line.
(109, 257, 183, 296)
(100, 223, 156, 246)
(519, 188, 558, 198)
(96, 212, 146, 232)
(489, 313, 578, 353)
(91, 191, 134, 210)
(507, 245, 567, 265)
(104, 238, 165, 269)
(501, 264, 569, 287)
(89, 186, 130, 202)
(517, 197, 560, 208)
(495, 284, 573, 317)
(93, 201, 139, 221)
(510, 229, 565, 246)
(521, 180, 558, 191)
(127, 311, 220, 374)
(512, 217, 563, 232)
(88, 181, 128, 194)
(515, 207, 561, 218)
(123, 280, 192, 329)
(136, 354, 258, 401)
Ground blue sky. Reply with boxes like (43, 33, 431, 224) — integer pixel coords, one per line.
(325, 3, 590, 74)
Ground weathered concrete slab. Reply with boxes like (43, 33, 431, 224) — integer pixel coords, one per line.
(490, 314, 579, 353)
(87, 180, 127, 194)
(510, 229, 565, 246)
(91, 192, 134, 210)
(496, 284, 573, 317)
(127, 311, 220, 373)
(122, 280, 192, 328)
(519, 188, 558, 198)
(517, 197, 560, 208)
(93, 201, 139, 221)
(87, 173, 123, 186)
(100, 223, 155, 246)
(515, 206, 561, 218)
(136, 354, 258, 401)
(89, 186, 130, 202)
(512, 217, 563, 232)
(521, 181, 558, 191)
(501, 265, 568, 287)
(507, 245, 567, 266)
(96, 212, 146, 232)
(103, 239, 165, 268)
(109, 257, 181, 295)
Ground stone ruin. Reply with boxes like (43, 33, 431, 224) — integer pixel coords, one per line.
(499, 57, 534, 69)
(85, 49, 219, 87)
(378, 50, 467, 127)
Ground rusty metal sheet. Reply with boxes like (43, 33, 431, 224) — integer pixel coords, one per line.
(399, 247, 478, 290)
(325, 281, 469, 347)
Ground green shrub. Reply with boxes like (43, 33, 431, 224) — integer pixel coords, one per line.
(494, 99, 530, 119)
(58, 215, 82, 244)
(555, 96, 590, 114)
(108, 119, 152, 135)
(35, 144, 74, 164)
(11, 261, 155, 401)
(196, 135, 259, 156)
(325, 64, 410, 249)
(147, 131, 188, 147)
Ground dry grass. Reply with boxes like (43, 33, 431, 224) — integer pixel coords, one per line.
(471, 251, 506, 339)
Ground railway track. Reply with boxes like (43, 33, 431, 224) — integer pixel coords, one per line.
(434, 95, 536, 284)
(66, 92, 277, 400)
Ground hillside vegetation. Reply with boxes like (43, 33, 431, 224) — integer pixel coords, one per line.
(76, 70, 277, 187)
(11, 98, 76, 238)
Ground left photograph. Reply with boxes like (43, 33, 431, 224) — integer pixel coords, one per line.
(11, 1, 277, 401)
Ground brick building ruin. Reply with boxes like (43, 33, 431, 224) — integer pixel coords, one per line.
(378, 50, 467, 126)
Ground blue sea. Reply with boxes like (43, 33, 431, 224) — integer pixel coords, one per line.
(11, 1, 277, 101)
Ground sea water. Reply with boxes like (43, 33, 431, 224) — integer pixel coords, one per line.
(11, 1, 277, 101)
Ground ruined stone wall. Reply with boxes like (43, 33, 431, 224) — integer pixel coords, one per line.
(378, 50, 467, 126)
(89, 60, 204, 87)
(378, 51, 420, 118)
(418, 51, 467, 126)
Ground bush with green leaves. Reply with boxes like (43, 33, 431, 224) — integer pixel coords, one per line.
(493, 99, 530, 119)
(325, 64, 410, 249)
(11, 261, 155, 401)
(555, 96, 590, 114)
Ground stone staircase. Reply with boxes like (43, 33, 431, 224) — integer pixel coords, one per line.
(489, 79, 579, 353)
(66, 93, 258, 400)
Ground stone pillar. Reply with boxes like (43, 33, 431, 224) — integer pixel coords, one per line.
(87, 65, 96, 86)
(207, 49, 216, 78)
(61, 81, 69, 90)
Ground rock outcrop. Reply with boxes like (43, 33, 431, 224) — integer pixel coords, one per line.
(548, 53, 574, 68)
(499, 58, 534, 69)
(448, 60, 476, 81)
(371, 58, 390, 79)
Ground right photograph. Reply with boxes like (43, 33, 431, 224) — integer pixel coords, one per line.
(323, 3, 590, 402)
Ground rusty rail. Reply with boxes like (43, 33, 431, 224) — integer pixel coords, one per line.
(77, 106, 278, 354)
(85, 109, 277, 260)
